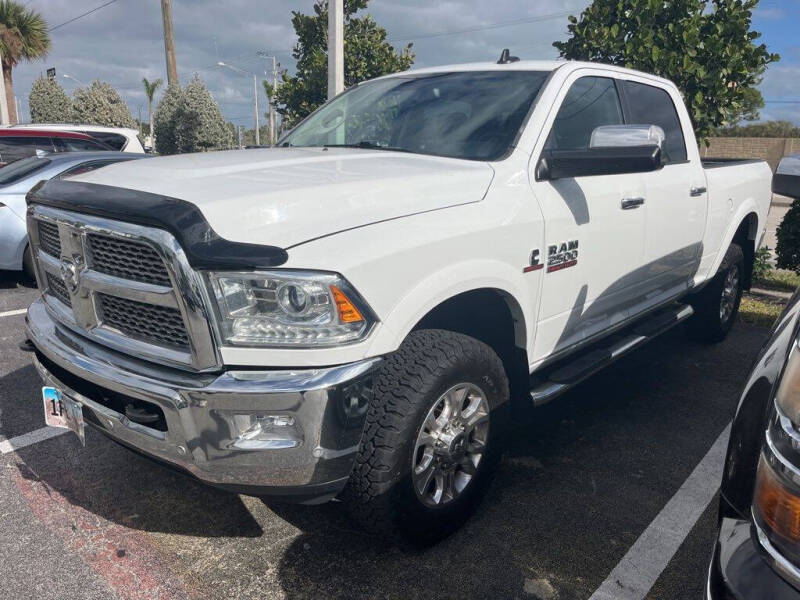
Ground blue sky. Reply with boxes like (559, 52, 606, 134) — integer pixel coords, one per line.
(752, 0, 800, 123)
(12, 0, 800, 127)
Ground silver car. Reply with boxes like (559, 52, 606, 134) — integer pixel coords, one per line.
(0, 151, 145, 277)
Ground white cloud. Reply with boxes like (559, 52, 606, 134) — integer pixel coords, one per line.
(13, 0, 797, 126)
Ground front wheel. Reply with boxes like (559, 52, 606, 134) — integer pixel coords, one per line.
(342, 329, 509, 546)
(685, 243, 744, 343)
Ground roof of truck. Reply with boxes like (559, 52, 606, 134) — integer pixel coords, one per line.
(376, 59, 676, 88)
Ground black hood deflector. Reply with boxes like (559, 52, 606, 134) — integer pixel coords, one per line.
(27, 179, 288, 269)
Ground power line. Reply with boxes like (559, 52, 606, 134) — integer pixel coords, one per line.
(387, 11, 572, 42)
(49, 0, 122, 32)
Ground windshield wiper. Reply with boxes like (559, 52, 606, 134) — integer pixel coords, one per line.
(323, 141, 416, 154)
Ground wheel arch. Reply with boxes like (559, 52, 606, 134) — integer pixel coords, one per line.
(731, 211, 759, 290)
(409, 287, 530, 403)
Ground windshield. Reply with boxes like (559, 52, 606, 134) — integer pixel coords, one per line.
(281, 70, 550, 161)
(0, 156, 51, 186)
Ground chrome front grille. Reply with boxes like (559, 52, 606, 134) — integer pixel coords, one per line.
(38, 221, 61, 257)
(45, 272, 71, 308)
(98, 293, 190, 349)
(87, 233, 172, 286)
(27, 205, 219, 371)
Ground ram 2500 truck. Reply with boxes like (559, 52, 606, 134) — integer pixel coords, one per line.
(24, 59, 772, 545)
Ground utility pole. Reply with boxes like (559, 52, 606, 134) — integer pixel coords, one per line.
(253, 74, 259, 145)
(218, 62, 259, 145)
(258, 52, 280, 145)
(0, 47, 10, 125)
(161, 0, 178, 85)
(327, 0, 344, 100)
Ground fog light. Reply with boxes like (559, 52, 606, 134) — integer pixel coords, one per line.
(226, 413, 302, 450)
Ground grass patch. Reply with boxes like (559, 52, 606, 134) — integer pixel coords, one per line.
(754, 269, 800, 293)
(739, 293, 785, 327)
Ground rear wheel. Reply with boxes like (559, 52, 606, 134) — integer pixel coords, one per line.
(342, 329, 509, 546)
(685, 243, 744, 343)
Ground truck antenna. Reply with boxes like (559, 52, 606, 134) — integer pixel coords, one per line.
(497, 49, 520, 64)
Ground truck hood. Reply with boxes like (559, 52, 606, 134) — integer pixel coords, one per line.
(73, 147, 495, 248)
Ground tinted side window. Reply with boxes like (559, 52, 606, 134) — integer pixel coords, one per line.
(82, 131, 126, 150)
(0, 137, 53, 164)
(58, 160, 119, 179)
(545, 77, 623, 151)
(622, 81, 687, 163)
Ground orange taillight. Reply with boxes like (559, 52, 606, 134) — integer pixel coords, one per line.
(330, 285, 364, 323)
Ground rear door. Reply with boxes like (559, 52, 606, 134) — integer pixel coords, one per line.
(530, 73, 648, 362)
(619, 79, 707, 309)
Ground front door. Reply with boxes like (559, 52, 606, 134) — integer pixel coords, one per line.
(530, 74, 648, 364)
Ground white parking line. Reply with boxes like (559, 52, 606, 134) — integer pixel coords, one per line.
(0, 426, 67, 455)
(589, 423, 731, 600)
(0, 308, 27, 318)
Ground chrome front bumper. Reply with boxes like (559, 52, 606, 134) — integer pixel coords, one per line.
(26, 298, 380, 503)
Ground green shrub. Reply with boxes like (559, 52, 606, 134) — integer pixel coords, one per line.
(71, 80, 135, 127)
(29, 76, 72, 123)
(776, 201, 800, 273)
(752, 246, 772, 280)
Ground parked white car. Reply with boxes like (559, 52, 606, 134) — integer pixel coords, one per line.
(7, 124, 145, 153)
(0, 152, 145, 276)
(24, 58, 772, 545)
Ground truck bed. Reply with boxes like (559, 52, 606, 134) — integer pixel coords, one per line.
(701, 157, 767, 169)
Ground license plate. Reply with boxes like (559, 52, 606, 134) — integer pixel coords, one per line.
(42, 386, 85, 446)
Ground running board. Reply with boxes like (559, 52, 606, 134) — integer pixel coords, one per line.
(529, 304, 694, 407)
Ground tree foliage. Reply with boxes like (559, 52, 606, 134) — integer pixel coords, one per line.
(553, 0, 779, 141)
(718, 120, 800, 138)
(153, 83, 183, 154)
(71, 80, 136, 127)
(176, 77, 231, 152)
(777, 202, 800, 272)
(153, 78, 231, 155)
(0, 0, 50, 123)
(29, 76, 72, 123)
(275, 0, 414, 127)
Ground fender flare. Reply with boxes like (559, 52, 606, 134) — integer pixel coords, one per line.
(707, 200, 761, 278)
(364, 259, 531, 356)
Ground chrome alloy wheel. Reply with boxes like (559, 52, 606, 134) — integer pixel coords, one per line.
(412, 383, 490, 507)
(720, 263, 741, 324)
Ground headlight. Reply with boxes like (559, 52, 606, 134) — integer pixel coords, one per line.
(754, 341, 800, 566)
(207, 270, 375, 347)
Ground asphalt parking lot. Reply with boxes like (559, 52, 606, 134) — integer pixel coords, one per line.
(0, 272, 772, 600)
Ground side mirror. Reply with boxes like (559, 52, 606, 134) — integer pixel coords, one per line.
(536, 124, 665, 181)
(774, 154, 800, 199)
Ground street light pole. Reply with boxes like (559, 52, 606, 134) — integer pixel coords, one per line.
(258, 52, 280, 145)
(218, 62, 259, 146)
(62, 73, 85, 86)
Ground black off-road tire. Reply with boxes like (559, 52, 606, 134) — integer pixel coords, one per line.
(22, 245, 35, 282)
(685, 243, 744, 343)
(341, 329, 509, 546)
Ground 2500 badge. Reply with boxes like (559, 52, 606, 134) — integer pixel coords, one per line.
(547, 240, 578, 273)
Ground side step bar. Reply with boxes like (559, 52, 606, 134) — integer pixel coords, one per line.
(529, 303, 694, 406)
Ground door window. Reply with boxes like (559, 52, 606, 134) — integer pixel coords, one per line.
(621, 81, 687, 163)
(0, 136, 54, 164)
(52, 137, 109, 152)
(545, 77, 624, 151)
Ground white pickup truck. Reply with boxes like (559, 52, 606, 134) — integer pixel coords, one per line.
(24, 58, 772, 545)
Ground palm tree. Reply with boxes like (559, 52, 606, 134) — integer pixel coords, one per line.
(142, 77, 162, 151)
(0, 1, 50, 124)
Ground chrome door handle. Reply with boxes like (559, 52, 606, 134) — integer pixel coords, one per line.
(690, 186, 707, 197)
(621, 197, 645, 210)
